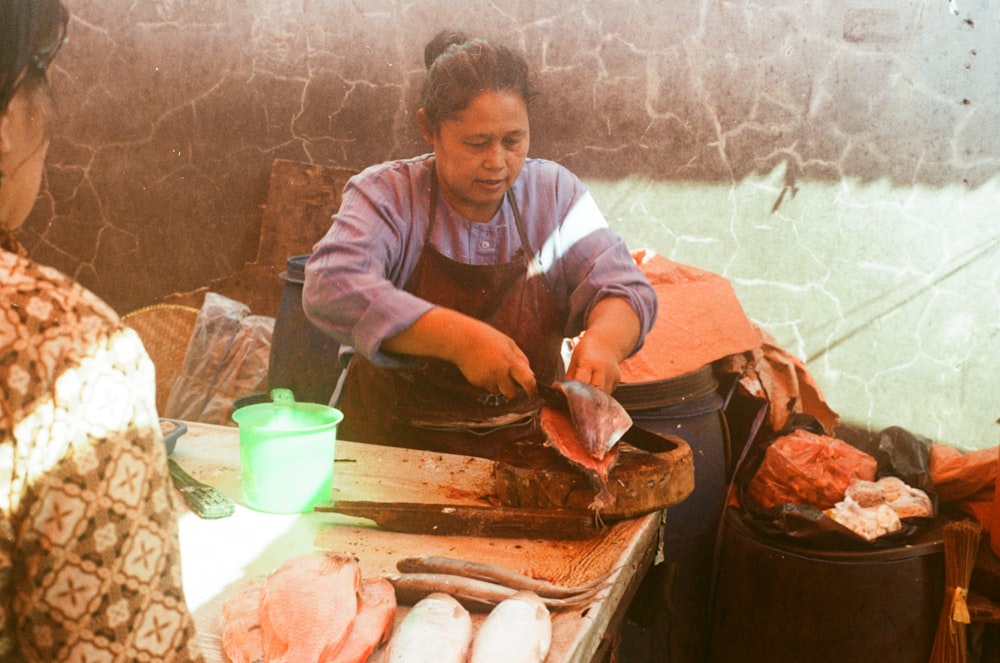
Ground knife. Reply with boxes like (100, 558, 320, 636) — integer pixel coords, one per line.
(169, 458, 236, 519)
(314, 500, 602, 540)
(537, 382, 570, 413)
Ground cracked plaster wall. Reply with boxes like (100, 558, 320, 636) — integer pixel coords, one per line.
(16, 0, 1000, 449)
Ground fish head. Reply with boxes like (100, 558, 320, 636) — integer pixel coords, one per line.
(550, 381, 632, 460)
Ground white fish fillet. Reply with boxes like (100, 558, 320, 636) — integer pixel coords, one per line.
(385, 592, 472, 663)
(469, 591, 552, 663)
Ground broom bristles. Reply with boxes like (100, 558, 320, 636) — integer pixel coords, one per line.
(928, 519, 982, 663)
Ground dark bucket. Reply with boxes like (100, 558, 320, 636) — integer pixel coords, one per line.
(614, 364, 729, 663)
(267, 254, 343, 405)
(708, 508, 945, 663)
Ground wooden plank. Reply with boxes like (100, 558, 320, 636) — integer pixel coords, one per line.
(331, 439, 499, 506)
(314, 500, 601, 539)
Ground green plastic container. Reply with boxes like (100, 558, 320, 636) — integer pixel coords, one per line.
(231, 388, 343, 514)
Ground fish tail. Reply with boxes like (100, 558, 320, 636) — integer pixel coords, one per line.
(588, 488, 617, 527)
(319, 552, 358, 575)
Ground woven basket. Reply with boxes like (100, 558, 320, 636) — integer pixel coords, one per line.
(123, 304, 200, 414)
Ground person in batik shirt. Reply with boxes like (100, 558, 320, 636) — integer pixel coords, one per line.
(0, 1, 204, 660)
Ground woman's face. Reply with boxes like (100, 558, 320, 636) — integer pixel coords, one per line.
(0, 88, 50, 231)
(419, 89, 529, 223)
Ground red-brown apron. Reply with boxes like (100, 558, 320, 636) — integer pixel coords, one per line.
(337, 169, 565, 458)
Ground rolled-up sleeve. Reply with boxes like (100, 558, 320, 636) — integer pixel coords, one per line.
(303, 166, 434, 368)
(534, 188, 658, 357)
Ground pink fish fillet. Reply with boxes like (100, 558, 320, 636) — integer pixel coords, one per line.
(539, 405, 621, 512)
(326, 577, 397, 663)
(259, 553, 362, 663)
(220, 577, 266, 663)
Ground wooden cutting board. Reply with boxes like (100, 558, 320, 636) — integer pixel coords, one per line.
(494, 426, 695, 519)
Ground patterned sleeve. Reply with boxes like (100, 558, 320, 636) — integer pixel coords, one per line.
(0, 254, 204, 662)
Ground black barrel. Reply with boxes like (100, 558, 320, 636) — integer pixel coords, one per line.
(708, 509, 945, 663)
(614, 364, 729, 663)
(267, 254, 342, 405)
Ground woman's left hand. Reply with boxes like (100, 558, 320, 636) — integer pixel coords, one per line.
(565, 333, 623, 393)
(565, 297, 641, 393)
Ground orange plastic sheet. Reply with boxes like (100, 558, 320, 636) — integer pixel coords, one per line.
(619, 251, 761, 383)
(621, 250, 838, 436)
(715, 326, 840, 435)
(930, 443, 998, 532)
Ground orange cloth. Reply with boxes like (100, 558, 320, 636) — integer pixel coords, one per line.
(620, 251, 761, 383)
(930, 443, 998, 503)
(622, 250, 839, 435)
(929, 443, 998, 537)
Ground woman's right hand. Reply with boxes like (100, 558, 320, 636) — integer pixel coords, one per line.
(381, 307, 537, 399)
(449, 319, 537, 399)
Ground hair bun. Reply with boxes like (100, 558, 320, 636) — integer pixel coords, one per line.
(423, 29, 470, 68)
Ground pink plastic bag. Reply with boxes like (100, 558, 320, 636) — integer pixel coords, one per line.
(747, 428, 878, 510)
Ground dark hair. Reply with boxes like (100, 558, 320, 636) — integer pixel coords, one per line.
(420, 30, 533, 128)
(0, 0, 68, 114)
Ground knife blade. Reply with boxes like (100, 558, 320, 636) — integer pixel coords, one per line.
(314, 500, 602, 540)
(537, 382, 569, 413)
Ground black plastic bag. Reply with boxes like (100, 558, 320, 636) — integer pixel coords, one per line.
(731, 414, 939, 550)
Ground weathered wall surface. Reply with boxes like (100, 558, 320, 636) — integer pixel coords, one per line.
(21, 0, 999, 448)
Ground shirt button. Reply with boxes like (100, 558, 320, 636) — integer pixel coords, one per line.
(480, 240, 491, 249)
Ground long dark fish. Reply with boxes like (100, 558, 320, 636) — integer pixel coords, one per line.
(395, 556, 612, 598)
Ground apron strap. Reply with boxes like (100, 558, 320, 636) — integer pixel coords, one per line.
(507, 190, 552, 294)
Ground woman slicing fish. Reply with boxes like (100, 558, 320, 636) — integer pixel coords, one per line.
(303, 30, 656, 457)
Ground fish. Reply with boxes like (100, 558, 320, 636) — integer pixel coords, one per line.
(385, 573, 603, 612)
(549, 380, 632, 460)
(258, 552, 361, 663)
(468, 591, 552, 663)
(384, 592, 472, 663)
(328, 577, 398, 663)
(219, 577, 265, 663)
(538, 380, 632, 515)
(395, 556, 612, 599)
(538, 380, 632, 513)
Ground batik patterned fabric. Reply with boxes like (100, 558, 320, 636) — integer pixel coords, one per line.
(0, 230, 204, 662)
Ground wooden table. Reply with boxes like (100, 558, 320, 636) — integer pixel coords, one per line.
(172, 421, 665, 663)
